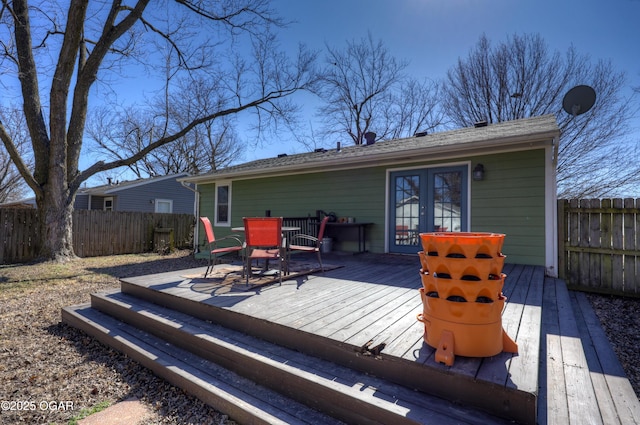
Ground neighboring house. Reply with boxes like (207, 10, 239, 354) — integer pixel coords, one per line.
(0, 200, 36, 208)
(180, 115, 561, 276)
(1, 173, 195, 213)
(75, 172, 195, 213)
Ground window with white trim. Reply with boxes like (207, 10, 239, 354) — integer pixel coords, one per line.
(104, 197, 113, 211)
(155, 199, 173, 213)
(214, 181, 231, 226)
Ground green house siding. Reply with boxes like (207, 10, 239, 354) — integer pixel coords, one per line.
(197, 148, 548, 266)
(230, 168, 388, 253)
(195, 184, 216, 253)
(470, 149, 547, 265)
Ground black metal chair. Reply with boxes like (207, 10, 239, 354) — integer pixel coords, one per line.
(287, 215, 330, 272)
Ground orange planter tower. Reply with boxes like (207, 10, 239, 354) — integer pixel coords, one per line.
(417, 232, 517, 366)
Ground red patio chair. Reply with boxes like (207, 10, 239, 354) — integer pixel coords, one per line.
(288, 215, 330, 272)
(243, 217, 284, 286)
(199, 217, 243, 278)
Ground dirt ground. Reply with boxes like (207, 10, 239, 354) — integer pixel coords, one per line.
(0, 251, 236, 425)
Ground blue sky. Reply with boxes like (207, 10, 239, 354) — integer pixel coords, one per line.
(88, 0, 639, 184)
(239, 0, 640, 161)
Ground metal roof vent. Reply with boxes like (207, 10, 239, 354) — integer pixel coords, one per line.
(364, 131, 376, 145)
(414, 131, 428, 137)
(474, 120, 488, 128)
(277, 153, 288, 158)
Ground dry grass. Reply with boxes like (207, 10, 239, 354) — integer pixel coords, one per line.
(0, 250, 235, 425)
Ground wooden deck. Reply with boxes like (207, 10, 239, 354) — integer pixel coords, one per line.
(120, 254, 541, 423)
(64, 253, 640, 425)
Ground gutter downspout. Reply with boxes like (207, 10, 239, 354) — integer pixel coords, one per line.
(181, 181, 201, 254)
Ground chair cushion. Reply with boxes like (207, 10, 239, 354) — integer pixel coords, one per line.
(289, 245, 318, 252)
(211, 246, 243, 254)
(248, 248, 281, 259)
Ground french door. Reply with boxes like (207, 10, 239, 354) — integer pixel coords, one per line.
(389, 166, 468, 254)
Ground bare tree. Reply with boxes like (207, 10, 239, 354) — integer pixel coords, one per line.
(0, 0, 316, 261)
(442, 33, 639, 198)
(86, 106, 159, 178)
(317, 34, 395, 145)
(153, 116, 243, 175)
(88, 77, 244, 177)
(0, 107, 30, 203)
(385, 78, 445, 140)
(316, 34, 444, 145)
(0, 150, 26, 203)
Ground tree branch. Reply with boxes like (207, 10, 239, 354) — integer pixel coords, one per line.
(0, 120, 39, 196)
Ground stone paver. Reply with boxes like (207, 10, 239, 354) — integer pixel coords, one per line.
(78, 398, 151, 425)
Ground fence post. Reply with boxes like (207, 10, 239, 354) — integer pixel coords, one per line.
(600, 198, 613, 292)
(624, 198, 640, 296)
(557, 199, 566, 279)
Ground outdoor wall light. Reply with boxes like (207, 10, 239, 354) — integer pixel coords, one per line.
(473, 164, 485, 181)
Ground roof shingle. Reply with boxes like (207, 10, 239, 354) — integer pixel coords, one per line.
(182, 115, 559, 182)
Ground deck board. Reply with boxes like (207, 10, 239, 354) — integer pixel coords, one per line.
(328, 287, 418, 343)
(347, 296, 423, 350)
(571, 291, 640, 424)
(473, 265, 537, 388)
(299, 285, 413, 337)
(271, 282, 368, 322)
(288, 282, 397, 327)
(506, 265, 544, 392)
(570, 291, 619, 425)
(540, 277, 569, 425)
(555, 278, 603, 425)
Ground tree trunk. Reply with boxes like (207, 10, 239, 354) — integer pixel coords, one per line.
(37, 186, 76, 262)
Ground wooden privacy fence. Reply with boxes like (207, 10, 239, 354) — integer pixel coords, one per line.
(0, 208, 195, 263)
(558, 198, 640, 296)
(0, 207, 39, 264)
(73, 210, 194, 257)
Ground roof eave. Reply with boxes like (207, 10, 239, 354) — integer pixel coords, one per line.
(180, 128, 559, 184)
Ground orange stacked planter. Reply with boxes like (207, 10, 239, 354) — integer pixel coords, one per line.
(417, 232, 517, 366)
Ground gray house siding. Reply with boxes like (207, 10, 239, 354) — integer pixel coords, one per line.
(115, 178, 193, 213)
(90, 196, 110, 211)
(73, 194, 109, 211)
(74, 174, 194, 213)
(74, 195, 89, 210)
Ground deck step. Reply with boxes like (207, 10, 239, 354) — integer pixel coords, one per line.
(62, 304, 334, 425)
(63, 290, 510, 425)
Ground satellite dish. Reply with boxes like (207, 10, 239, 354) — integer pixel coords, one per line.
(562, 85, 596, 116)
